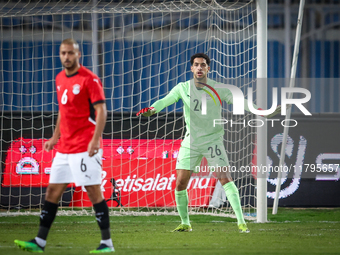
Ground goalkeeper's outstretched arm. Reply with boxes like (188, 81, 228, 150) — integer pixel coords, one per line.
(224, 91, 282, 118)
(136, 86, 180, 117)
(263, 105, 282, 118)
(245, 102, 282, 118)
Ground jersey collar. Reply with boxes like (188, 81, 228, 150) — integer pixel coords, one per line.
(65, 65, 82, 78)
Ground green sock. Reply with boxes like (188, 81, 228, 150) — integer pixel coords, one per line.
(175, 189, 190, 226)
(223, 182, 246, 225)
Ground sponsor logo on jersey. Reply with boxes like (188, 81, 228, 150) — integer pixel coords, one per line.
(197, 82, 222, 106)
(72, 84, 81, 95)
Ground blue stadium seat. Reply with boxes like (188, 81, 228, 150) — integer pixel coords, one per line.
(269, 14, 283, 28)
(113, 13, 123, 29)
(325, 13, 340, 25)
(62, 14, 81, 29)
(98, 13, 112, 29)
(2, 17, 23, 28)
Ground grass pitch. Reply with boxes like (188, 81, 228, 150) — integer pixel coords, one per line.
(0, 208, 339, 254)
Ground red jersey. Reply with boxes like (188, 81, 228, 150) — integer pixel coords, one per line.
(55, 65, 105, 153)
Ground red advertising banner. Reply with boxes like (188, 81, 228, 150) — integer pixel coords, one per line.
(3, 138, 216, 208)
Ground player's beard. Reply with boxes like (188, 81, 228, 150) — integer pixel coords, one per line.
(63, 60, 78, 71)
(195, 73, 207, 82)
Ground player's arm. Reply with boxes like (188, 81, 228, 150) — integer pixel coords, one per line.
(263, 105, 282, 118)
(223, 88, 281, 118)
(44, 112, 61, 152)
(244, 99, 282, 118)
(88, 102, 107, 157)
(137, 86, 180, 117)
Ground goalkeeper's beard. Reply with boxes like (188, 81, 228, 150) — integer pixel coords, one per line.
(194, 76, 207, 85)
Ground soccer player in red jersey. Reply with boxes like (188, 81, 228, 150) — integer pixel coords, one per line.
(14, 39, 114, 253)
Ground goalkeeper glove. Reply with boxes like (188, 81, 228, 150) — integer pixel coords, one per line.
(136, 107, 156, 117)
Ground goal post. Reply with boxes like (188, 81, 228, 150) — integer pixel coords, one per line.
(256, 0, 268, 223)
(0, 0, 266, 219)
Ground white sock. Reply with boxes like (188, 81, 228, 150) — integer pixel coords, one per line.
(100, 239, 113, 248)
(35, 237, 46, 247)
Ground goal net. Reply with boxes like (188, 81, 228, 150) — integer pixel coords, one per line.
(0, 0, 258, 219)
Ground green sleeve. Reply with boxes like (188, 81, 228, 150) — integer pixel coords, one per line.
(150, 85, 181, 113)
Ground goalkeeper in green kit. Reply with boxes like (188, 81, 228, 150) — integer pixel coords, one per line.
(137, 53, 280, 233)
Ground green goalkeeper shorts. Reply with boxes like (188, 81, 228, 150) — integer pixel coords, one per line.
(176, 139, 230, 172)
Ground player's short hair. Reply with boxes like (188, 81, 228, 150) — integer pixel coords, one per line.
(190, 53, 210, 66)
(61, 38, 79, 51)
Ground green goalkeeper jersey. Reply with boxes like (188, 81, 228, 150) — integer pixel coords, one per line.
(151, 78, 254, 148)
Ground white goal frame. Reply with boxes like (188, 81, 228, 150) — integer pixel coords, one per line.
(0, 0, 268, 222)
(256, 0, 268, 223)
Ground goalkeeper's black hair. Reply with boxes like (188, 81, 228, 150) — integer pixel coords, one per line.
(190, 53, 210, 66)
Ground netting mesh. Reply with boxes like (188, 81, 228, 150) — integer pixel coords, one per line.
(0, 0, 257, 219)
